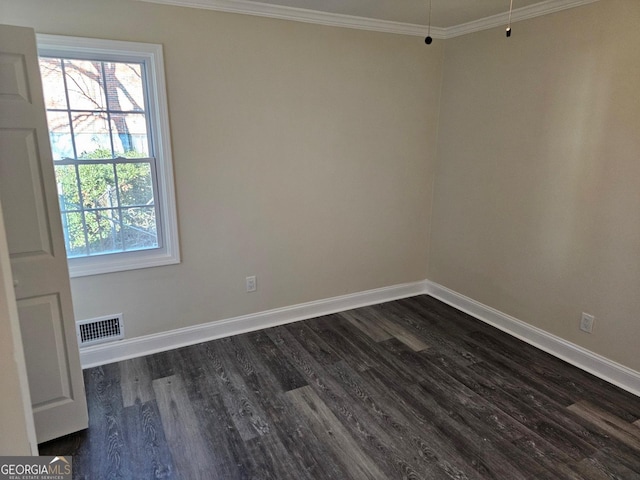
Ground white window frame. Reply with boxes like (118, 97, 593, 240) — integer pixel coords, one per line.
(37, 34, 180, 277)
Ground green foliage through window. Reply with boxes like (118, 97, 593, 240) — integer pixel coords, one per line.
(55, 157, 157, 257)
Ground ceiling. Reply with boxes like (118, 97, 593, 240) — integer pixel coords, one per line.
(138, 0, 599, 37)
(244, 0, 544, 28)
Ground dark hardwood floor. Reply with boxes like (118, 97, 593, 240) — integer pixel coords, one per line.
(40, 295, 640, 479)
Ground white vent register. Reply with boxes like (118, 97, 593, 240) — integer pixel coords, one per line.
(76, 314, 124, 347)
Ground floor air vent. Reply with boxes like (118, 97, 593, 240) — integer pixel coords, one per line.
(76, 314, 124, 347)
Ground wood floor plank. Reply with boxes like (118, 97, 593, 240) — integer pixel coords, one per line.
(403, 295, 490, 337)
(389, 300, 482, 366)
(287, 386, 386, 480)
(174, 344, 221, 396)
(468, 329, 640, 421)
(573, 450, 640, 480)
(219, 334, 337, 480)
(317, 317, 421, 384)
(455, 331, 581, 407)
(424, 352, 601, 461)
(268, 327, 429, 479)
(465, 359, 634, 453)
(326, 360, 480, 480)
(185, 383, 261, 480)
(421, 346, 631, 473)
(152, 374, 216, 480)
(120, 357, 154, 408)
(84, 364, 127, 479)
(145, 348, 181, 380)
(199, 340, 271, 441)
(283, 319, 342, 367)
(361, 365, 540, 480)
(411, 381, 573, 477)
(121, 400, 177, 479)
(338, 309, 393, 342)
(597, 446, 640, 476)
(405, 381, 535, 480)
(509, 437, 584, 480)
(244, 330, 307, 392)
(358, 366, 491, 480)
(379, 339, 591, 479)
(304, 314, 380, 372)
(241, 435, 305, 480)
(176, 349, 258, 479)
(366, 307, 429, 351)
(567, 400, 640, 452)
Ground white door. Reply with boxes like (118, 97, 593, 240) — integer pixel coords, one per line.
(0, 24, 88, 444)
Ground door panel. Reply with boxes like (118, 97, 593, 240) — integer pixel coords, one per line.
(0, 51, 31, 102)
(0, 128, 52, 255)
(0, 24, 88, 444)
(18, 295, 71, 409)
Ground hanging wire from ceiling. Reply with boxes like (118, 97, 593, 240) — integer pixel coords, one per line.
(425, 0, 433, 45)
(424, 0, 513, 43)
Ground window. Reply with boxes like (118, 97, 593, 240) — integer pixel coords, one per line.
(37, 35, 179, 277)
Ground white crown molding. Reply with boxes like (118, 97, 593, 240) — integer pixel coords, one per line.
(135, 0, 598, 38)
(443, 0, 601, 38)
(424, 280, 640, 398)
(135, 0, 445, 37)
(79, 280, 427, 368)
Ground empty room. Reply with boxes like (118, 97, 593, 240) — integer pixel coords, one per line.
(1, 0, 639, 478)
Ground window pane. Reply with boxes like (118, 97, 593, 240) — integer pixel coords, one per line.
(111, 113, 149, 157)
(63, 59, 106, 111)
(55, 164, 80, 210)
(123, 207, 157, 250)
(73, 112, 112, 158)
(85, 209, 123, 255)
(39, 58, 68, 109)
(105, 62, 145, 112)
(46, 111, 74, 160)
(116, 163, 154, 206)
(78, 163, 116, 208)
(62, 211, 88, 257)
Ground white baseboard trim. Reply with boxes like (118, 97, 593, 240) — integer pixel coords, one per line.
(424, 280, 640, 398)
(79, 280, 428, 368)
(80, 276, 640, 398)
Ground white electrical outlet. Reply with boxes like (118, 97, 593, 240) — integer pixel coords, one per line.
(580, 313, 595, 333)
(246, 275, 257, 293)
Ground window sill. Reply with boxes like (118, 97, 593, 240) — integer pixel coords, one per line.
(68, 248, 180, 278)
